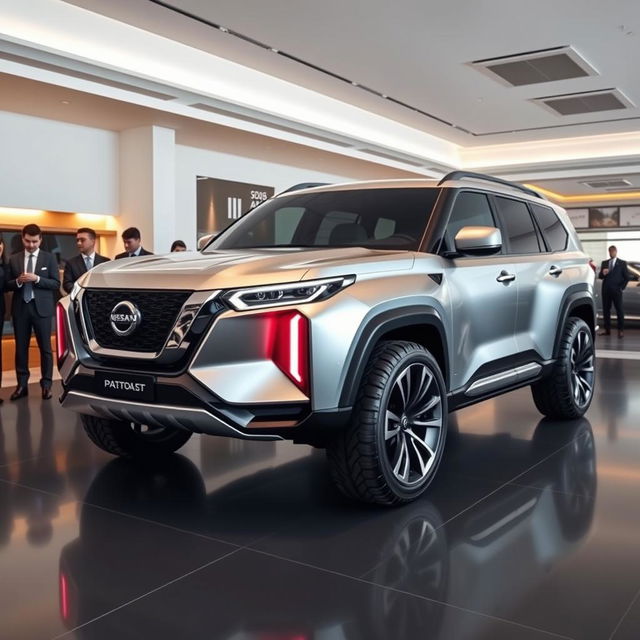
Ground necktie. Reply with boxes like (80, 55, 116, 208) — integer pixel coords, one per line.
(23, 253, 34, 303)
(84, 255, 92, 270)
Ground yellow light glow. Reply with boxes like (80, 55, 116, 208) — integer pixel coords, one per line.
(0, 207, 45, 217)
(524, 184, 640, 204)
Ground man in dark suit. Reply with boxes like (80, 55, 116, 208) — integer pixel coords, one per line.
(114, 227, 153, 259)
(599, 245, 630, 338)
(62, 227, 109, 294)
(6, 224, 61, 400)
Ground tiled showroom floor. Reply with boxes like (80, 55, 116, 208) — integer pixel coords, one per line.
(0, 351, 639, 639)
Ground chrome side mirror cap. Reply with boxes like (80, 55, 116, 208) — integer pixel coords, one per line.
(454, 226, 502, 256)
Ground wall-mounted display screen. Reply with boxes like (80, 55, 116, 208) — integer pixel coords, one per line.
(567, 205, 640, 230)
(196, 177, 274, 240)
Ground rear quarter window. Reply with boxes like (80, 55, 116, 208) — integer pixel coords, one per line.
(530, 204, 569, 252)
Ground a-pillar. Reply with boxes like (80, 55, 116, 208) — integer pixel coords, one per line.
(118, 126, 176, 255)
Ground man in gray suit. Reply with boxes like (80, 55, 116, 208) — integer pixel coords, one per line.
(6, 224, 60, 400)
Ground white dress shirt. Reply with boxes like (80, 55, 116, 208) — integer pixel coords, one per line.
(83, 251, 96, 269)
(17, 248, 41, 287)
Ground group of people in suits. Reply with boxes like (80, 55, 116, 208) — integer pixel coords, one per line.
(0, 224, 164, 403)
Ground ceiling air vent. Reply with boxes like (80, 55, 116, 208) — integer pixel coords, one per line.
(580, 178, 633, 189)
(533, 89, 633, 115)
(472, 46, 597, 86)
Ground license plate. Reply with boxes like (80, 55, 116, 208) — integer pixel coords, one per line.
(95, 371, 155, 402)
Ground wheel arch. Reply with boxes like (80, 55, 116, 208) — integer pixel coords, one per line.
(339, 307, 449, 408)
(554, 288, 596, 359)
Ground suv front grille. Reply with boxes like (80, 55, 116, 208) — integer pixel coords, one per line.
(83, 289, 192, 352)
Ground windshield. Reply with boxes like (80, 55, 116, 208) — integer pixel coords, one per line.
(206, 187, 441, 252)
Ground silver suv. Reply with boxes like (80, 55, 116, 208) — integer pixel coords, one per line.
(57, 172, 596, 505)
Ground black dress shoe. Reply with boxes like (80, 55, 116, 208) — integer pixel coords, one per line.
(10, 386, 28, 401)
(41, 387, 53, 400)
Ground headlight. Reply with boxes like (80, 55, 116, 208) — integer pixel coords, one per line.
(70, 281, 83, 302)
(225, 276, 356, 311)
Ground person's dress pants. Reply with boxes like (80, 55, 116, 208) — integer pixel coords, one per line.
(602, 287, 624, 331)
(13, 300, 53, 388)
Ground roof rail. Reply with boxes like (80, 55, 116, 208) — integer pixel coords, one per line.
(278, 182, 330, 195)
(438, 171, 544, 199)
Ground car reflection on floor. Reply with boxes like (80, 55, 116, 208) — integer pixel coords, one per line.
(58, 419, 596, 640)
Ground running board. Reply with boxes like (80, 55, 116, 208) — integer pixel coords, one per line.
(465, 363, 542, 397)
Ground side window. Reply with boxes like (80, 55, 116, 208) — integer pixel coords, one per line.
(374, 217, 396, 239)
(444, 191, 495, 252)
(530, 204, 568, 252)
(315, 210, 359, 244)
(274, 207, 305, 244)
(495, 196, 541, 254)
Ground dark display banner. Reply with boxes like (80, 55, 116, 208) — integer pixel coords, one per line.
(567, 205, 640, 230)
(196, 176, 274, 239)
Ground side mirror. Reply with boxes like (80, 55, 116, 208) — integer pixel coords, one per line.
(454, 226, 502, 256)
(197, 233, 217, 251)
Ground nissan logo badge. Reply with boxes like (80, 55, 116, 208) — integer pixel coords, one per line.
(109, 301, 142, 337)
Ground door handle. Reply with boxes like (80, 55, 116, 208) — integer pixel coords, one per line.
(548, 266, 563, 276)
(496, 270, 516, 283)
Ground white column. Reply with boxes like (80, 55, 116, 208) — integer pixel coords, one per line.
(119, 126, 176, 254)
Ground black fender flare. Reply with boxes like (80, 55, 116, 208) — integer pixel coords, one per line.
(553, 287, 596, 359)
(338, 306, 449, 408)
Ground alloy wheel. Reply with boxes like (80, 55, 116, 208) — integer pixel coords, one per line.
(570, 329, 594, 408)
(384, 363, 444, 487)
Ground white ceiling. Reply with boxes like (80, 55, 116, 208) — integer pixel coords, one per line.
(2, 0, 640, 199)
(65, 0, 640, 145)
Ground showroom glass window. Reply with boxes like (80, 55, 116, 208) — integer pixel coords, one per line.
(530, 203, 568, 252)
(494, 197, 541, 254)
(207, 188, 441, 251)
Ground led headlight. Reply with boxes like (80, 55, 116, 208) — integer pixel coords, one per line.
(225, 276, 356, 311)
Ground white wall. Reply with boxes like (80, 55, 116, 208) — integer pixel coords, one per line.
(580, 230, 640, 266)
(0, 110, 118, 214)
(175, 145, 364, 251)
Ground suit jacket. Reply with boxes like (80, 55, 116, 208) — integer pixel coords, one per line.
(63, 253, 110, 293)
(115, 248, 154, 260)
(599, 258, 630, 291)
(6, 250, 60, 317)
(0, 262, 5, 320)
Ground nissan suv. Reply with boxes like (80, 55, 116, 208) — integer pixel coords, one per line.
(56, 172, 596, 505)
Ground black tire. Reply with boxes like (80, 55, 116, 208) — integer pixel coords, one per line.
(531, 317, 595, 420)
(81, 414, 192, 457)
(327, 341, 448, 506)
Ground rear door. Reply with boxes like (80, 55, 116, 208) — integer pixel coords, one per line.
(495, 197, 573, 361)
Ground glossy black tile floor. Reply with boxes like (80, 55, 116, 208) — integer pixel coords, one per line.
(0, 356, 639, 639)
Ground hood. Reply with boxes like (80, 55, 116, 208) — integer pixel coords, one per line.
(79, 247, 415, 291)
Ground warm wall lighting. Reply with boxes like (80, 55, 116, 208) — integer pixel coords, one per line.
(0, 207, 46, 217)
(0, 207, 117, 231)
(524, 184, 640, 204)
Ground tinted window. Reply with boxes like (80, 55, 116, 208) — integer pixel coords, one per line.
(530, 204, 568, 251)
(442, 191, 495, 253)
(495, 196, 541, 254)
(209, 188, 440, 251)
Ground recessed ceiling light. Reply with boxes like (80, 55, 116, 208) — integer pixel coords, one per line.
(60, 100, 70, 105)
